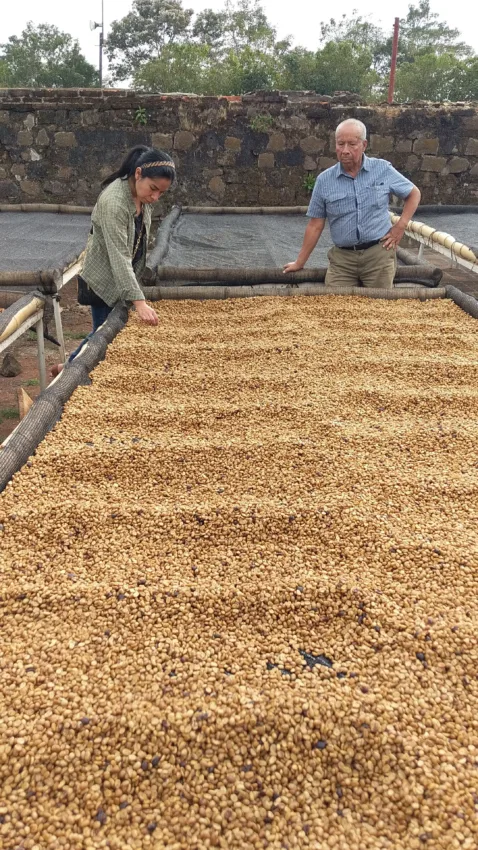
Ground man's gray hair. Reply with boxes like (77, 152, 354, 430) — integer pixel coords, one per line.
(335, 119, 367, 140)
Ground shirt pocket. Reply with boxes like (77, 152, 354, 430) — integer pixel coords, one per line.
(325, 192, 354, 215)
(363, 185, 390, 209)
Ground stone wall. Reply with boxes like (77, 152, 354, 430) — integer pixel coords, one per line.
(1, 88, 478, 207)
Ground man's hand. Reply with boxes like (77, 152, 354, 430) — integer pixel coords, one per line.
(381, 221, 406, 251)
(133, 300, 159, 326)
(283, 261, 304, 274)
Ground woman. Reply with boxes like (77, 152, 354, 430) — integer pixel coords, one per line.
(51, 145, 175, 376)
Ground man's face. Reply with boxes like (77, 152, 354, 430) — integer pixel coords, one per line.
(335, 126, 367, 171)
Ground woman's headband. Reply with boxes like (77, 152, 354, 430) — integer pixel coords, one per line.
(141, 160, 176, 170)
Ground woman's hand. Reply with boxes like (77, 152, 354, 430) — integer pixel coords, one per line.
(133, 300, 159, 326)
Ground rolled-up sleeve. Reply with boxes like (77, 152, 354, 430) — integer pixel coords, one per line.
(387, 163, 415, 199)
(97, 202, 145, 303)
(307, 178, 326, 218)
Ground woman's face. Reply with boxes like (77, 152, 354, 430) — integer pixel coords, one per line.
(134, 168, 172, 204)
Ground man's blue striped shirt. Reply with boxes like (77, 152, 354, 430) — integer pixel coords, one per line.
(307, 155, 414, 247)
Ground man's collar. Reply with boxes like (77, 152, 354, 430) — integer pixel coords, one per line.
(338, 154, 370, 176)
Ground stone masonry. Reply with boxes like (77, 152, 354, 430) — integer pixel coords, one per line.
(1, 88, 478, 206)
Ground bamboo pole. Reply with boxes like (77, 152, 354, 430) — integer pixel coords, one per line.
(0, 296, 45, 343)
(143, 284, 447, 301)
(0, 292, 24, 309)
(0, 204, 93, 214)
(0, 255, 82, 290)
(0, 270, 57, 287)
(181, 206, 309, 215)
(150, 264, 442, 285)
(391, 213, 478, 265)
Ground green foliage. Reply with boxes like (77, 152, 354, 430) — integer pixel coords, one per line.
(220, 0, 278, 53)
(106, 0, 194, 83)
(319, 13, 386, 72)
(0, 59, 9, 86)
(302, 174, 316, 193)
(134, 106, 148, 125)
(319, 1, 473, 75)
(22, 379, 40, 386)
(193, 0, 279, 54)
(220, 46, 281, 95)
(395, 53, 478, 102)
(0, 407, 18, 424)
(249, 113, 275, 133)
(135, 42, 283, 95)
(134, 43, 212, 93)
(2, 0, 477, 101)
(315, 41, 379, 96)
(63, 332, 89, 340)
(396, 0, 472, 61)
(279, 42, 379, 97)
(0, 23, 98, 88)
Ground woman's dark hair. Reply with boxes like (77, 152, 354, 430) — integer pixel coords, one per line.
(101, 145, 176, 188)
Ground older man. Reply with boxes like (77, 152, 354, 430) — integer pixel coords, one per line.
(284, 119, 421, 288)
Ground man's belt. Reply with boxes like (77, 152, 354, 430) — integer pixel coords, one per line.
(338, 239, 381, 251)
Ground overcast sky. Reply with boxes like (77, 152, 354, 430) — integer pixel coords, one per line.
(2, 0, 478, 76)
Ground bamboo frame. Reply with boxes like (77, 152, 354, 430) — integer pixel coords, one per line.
(0, 295, 45, 343)
(0, 204, 93, 214)
(0, 303, 128, 489)
(0, 308, 47, 391)
(390, 213, 478, 273)
(143, 284, 448, 301)
(0, 292, 25, 309)
(0, 252, 84, 290)
(181, 206, 309, 215)
(151, 265, 443, 286)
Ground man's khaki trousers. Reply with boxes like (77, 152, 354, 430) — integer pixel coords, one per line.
(325, 243, 397, 289)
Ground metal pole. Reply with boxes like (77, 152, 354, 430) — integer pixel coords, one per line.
(99, 0, 104, 88)
(388, 17, 400, 104)
(52, 295, 66, 364)
(35, 315, 47, 391)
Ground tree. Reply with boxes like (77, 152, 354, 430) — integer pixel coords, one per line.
(460, 58, 478, 101)
(106, 0, 194, 83)
(279, 42, 379, 97)
(109, 0, 478, 100)
(134, 0, 287, 94)
(319, 2, 473, 76)
(134, 43, 212, 92)
(221, 0, 278, 53)
(0, 60, 9, 86)
(191, 9, 228, 50)
(217, 45, 283, 94)
(396, 0, 472, 62)
(277, 48, 319, 92)
(319, 13, 387, 72)
(134, 43, 284, 94)
(0, 23, 98, 88)
(394, 53, 478, 101)
(193, 0, 284, 55)
(316, 42, 379, 96)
